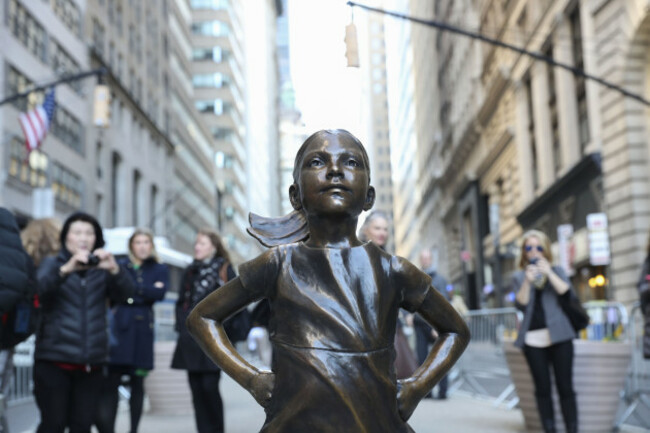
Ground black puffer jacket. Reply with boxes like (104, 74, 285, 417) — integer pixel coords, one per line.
(0, 208, 29, 315)
(36, 251, 134, 365)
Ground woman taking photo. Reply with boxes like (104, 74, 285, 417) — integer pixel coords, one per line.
(512, 230, 578, 433)
(95, 228, 169, 433)
(172, 229, 249, 433)
(35, 212, 134, 433)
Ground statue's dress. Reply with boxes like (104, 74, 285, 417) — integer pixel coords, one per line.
(239, 242, 432, 433)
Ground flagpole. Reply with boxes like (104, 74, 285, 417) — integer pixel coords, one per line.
(0, 68, 106, 107)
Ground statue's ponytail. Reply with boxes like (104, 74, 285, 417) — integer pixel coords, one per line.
(247, 210, 309, 247)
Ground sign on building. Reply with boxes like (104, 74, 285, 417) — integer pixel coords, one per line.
(587, 213, 611, 266)
(557, 224, 575, 276)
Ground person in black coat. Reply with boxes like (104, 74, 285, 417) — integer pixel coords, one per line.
(172, 228, 248, 433)
(0, 208, 29, 321)
(94, 228, 169, 433)
(637, 233, 650, 360)
(0, 208, 31, 433)
(35, 212, 134, 433)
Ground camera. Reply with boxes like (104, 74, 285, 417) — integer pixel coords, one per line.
(86, 254, 100, 266)
(528, 258, 546, 288)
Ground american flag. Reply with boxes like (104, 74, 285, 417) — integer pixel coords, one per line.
(19, 88, 56, 153)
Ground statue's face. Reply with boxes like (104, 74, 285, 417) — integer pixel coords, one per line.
(292, 135, 373, 218)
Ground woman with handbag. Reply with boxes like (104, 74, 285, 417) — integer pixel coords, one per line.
(512, 230, 579, 433)
(171, 229, 249, 433)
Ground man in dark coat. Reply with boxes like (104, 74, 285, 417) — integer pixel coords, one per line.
(412, 248, 450, 399)
(0, 208, 31, 432)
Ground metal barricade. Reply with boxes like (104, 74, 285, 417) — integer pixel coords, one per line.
(451, 307, 522, 408)
(616, 302, 650, 429)
(6, 336, 35, 406)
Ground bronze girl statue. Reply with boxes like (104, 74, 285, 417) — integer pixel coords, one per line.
(187, 129, 470, 432)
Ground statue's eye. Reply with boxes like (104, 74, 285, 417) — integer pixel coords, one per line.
(346, 159, 360, 167)
(308, 158, 323, 167)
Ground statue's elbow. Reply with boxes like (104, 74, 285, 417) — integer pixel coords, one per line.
(186, 309, 199, 336)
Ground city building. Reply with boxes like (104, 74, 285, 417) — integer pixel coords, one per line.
(386, 0, 650, 307)
(360, 0, 396, 253)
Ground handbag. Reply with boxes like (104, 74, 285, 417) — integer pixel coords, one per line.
(394, 325, 418, 379)
(560, 291, 590, 332)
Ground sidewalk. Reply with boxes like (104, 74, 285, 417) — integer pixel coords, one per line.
(115, 373, 525, 433)
(10, 373, 646, 432)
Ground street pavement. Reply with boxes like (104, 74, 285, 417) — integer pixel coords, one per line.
(9, 373, 647, 433)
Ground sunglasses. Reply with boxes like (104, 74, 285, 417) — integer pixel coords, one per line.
(524, 245, 544, 252)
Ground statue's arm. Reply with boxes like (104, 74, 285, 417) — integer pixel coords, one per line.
(397, 287, 470, 420)
(187, 277, 274, 407)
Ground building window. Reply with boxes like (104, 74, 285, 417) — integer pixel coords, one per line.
(150, 184, 158, 231)
(8, 138, 48, 188)
(191, 21, 229, 37)
(192, 73, 225, 88)
(7, 0, 47, 63)
(51, 40, 82, 94)
(133, 170, 141, 226)
(192, 47, 227, 62)
(195, 99, 225, 115)
(571, 7, 590, 154)
(51, 106, 84, 154)
(111, 152, 122, 226)
(546, 46, 561, 175)
(53, 0, 81, 36)
(92, 18, 105, 56)
(52, 161, 82, 208)
(525, 75, 539, 191)
(5, 65, 38, 112)
(190, 0, 229, 9)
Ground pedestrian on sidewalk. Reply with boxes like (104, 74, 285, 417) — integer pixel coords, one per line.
(34, 212, 134, 433)
(359, 211, 419, 380)
(636, 231, 650, 359)
(409, 248, 450, 399)
(94, 228, 169, 433)
(171, 229, 250, 433)
(186, 129, 470, 432)
(512, 230, 578, 433)
(0, 208, 33, 433)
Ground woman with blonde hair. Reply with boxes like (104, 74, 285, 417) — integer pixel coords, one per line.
(95, 228, 169, 433)
(20, 218, 61, 267)
(512, 229, 579, 433)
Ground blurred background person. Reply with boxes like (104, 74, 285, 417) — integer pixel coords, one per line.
(410, 248, 450, 399)
(20, 218, 62, 268)
(637, 232, 650, 359)
(171, 229, 249, 433)
(34, 212, 134, 433)
(0, 208, 32, 433)
(95, 228, 169, 433)
(512, 230, 578, 433)
(358, 211, 418, 379)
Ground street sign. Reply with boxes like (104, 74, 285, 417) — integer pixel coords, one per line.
(587, 213, 611, 266)
(557, 224, 574, 276)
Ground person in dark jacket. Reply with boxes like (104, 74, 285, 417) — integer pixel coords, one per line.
(0, 208, 30, 433)
(637, 233, 650, 359)
(411, 248, 450, 399)
(513, 230, 578, 433)
(94, 228, 169, 433)
(171, 228, 242, 433)
(35, 212, 134, 433)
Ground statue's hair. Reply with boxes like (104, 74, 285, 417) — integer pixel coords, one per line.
(248, 129, 371, 247)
